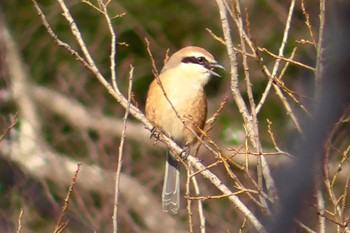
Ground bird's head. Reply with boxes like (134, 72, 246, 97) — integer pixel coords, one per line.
(161, 46, 225, 86)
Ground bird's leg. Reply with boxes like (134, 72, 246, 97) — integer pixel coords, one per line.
(179, 144, 190, 161)
(149, 127, 161, 142)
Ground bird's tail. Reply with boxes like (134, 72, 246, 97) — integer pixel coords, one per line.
(162, 150, 180, 214)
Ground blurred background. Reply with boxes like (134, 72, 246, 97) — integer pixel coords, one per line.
(0, 0, 348, 232)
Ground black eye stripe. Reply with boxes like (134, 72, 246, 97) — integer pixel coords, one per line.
(181, 56, 211, 69)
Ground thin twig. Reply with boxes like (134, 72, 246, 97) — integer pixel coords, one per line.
(54, 162, 82, 233)
(300, 0, 317, 48)
(254, 0, 303, 135)
(330, 145, 350, 187)
(186, 186, 266, 202)
(256, 0, 296, 113)
(295, 219, 317, 233)
(33, 0, 148, 127)
(341, 177, 350, 225)
(191, 174, 206, 233)
(231, 0, 277, 204)
(317, 187, 326, 233)
(0, 113, 18, 141)
(81, 0, 104, 14)
(239, 218, 247, 233)
(258, 47, 315, 71)
(232, 0, 268, 209)
(323, 120, 350, 233)
(113, 66, 134, 233)
(99, 0, 118, 91)
(267, 119, 295, 159)
(31, 0, 91, 69)
(188, 155, 266, 233)
(57, 0, 99, 70)
(16, 209, 23, 233)
(276, 48, 312, 116)
(213, 3, 272, 227)
(186, 166, 194, 233)
(205, 96, 229, 131)
(315, 0, 326, 98)
(205, 28, 226, 45)
(296, 39, 315, 45)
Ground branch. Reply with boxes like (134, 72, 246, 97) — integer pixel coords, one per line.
(113, 65, 134, 233)
(216, 0, 276, 212)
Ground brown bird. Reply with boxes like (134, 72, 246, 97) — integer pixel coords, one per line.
(145, 46, 224, 214)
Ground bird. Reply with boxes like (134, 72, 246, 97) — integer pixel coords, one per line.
(145, 46, 224, 214)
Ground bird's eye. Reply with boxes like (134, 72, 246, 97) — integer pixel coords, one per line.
(196, 56, 206, 64)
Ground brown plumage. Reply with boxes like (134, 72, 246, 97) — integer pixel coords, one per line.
(145, 46, 224, 214)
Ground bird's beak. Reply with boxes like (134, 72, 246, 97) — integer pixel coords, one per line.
(209, 62, 225, 77)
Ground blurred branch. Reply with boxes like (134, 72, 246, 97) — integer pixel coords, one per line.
(0, 12, 184, 232)
(16, 209, 23, 233)
(0, 113, 18, 141)
(267, 1, 350, 231)
(316, 189, 326, 233)
(315, 0, 326, 97)
(31, 85, 152, 146)
(0, 139, 183, 233)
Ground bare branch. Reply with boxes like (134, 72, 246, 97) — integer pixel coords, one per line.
(113, 66, 134, 233)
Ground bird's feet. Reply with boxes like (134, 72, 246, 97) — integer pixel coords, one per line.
(149, 127, 161, 142)
(179, 145, 190, 160)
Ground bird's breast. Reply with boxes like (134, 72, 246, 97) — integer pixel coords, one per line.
(146, 77, 207, 146)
